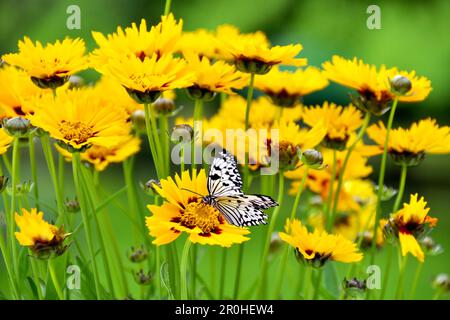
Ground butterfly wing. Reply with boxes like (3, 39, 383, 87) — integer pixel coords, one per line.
(214, 194, 278, 227)
(207, 150, 243, 197)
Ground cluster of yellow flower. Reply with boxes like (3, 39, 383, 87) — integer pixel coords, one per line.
(0, 12, 448, 300)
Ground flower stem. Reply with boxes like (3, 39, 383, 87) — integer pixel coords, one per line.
(180, 238, 192, 300)
(303, 266, 313, 299)
(371, 98, 399, 264)
(48, 258, 65, 300)
(29, 134, 40, 211)
(144, 103, 163, 178)
(160, 115, 170, 175)
(331, 112, 371, 220)
(409, 262, 423, 299)
(312, 268, 323, 300)
(233, 243, 245, 299)
(257, 173, 285, 299)
(243, 72, 255, 190)
(274, 167, 309, 298)
(395, 253, 408, 299)
(379, 245, 393, 299)
(72, 152, 102, 299)
(29, 253, 43, 299)
(219, 248, 228, 299)
(325, 149, 337, 231)
(164, 0, 172, 15)
(192, 98, 203, 173)
(8, 138, 20, 279)
(393, 164, 408, 213)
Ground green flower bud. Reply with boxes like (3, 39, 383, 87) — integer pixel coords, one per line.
(342, 277, 367, 300)
(420, 236, 443, 256)
(301, 149, 324, 169)
(126, 88, 161, 104)
(374, 184, 398, 201)
(31, 75, 69, 89)
(130, 109, 146, 133)
(64, 197, 80, 213)
(269, 232, 283, 255)
(7, 180, 34, 197)
(133, 269, 152, 286)
(235, 58, 272, 75)
(2, 117, 33, 137)
(68, 75, 85, 89)
(141, 179, 161, 196)
(153, 97, 176, 115)
(128, 245, 149, 263)
(186, 85, 216, 102)
(390, 75, 412, 96)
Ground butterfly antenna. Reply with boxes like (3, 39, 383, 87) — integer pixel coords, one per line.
(181, 188, 204, 197)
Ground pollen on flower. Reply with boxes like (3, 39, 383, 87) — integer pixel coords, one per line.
(58, 120, 94, 144)
(180, 201, 221, 234)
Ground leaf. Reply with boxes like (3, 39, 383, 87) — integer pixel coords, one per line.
(160, 261, 174, 300)
(323, 263, 340, 298)
(26, 276, 39, 299)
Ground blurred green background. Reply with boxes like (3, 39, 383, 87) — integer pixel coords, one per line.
(0, 0, 449, 299)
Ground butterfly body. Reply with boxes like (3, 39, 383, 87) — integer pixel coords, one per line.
(203, 150, 278, 227)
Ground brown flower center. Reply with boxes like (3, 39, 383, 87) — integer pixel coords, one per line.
(58, 120, 94, 144)
(180, 202, 220, 234)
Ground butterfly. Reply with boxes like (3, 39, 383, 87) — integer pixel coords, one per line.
(202, 150, 278, 227)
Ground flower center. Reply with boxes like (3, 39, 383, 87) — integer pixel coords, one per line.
(180, 201, 220, 234)
(58, 120, 94, 144)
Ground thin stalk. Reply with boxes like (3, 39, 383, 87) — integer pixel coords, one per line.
(29, 254, 43, 300)
(395, 253, 408, 299)
(273, 168, 309, 298)
(219, 248, 228, 299)
(192, 99, 203, 173)
(160, 115, 170, 175)
(48, 259, 64, 300)
(148, 104, 165, 176)
(393, 164, 408, 212)
(58, 153, 65, 196)
(409, 262, 423, 299)
(303, 266, 313, 299)
(233, 243, 245, 299)
(243, 72, 255, 190)
(325, 149, 337, 231)
(312, 269, 323, 300)
(180, 239, 192, 299)
(331, 112, 371, 219)
(144, 103, 163, 178)
(164, 0, 172, 15)
(257, 173, 285, 299)
(8, 138, 20, 279)
(0, 221, 19, 299)
(371, 98, 399, 264)
(29, 135, 39, 211)
(379, 245, 394, 299)
(2, 154, 12, 174)
(191, 245, 197, 299)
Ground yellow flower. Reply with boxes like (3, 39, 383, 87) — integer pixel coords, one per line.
(322, 56, 432, 115)
(146, 169, 250, 247)
(0, 65, 50, 119)
(217, 25, 307, 74)
(177, 29, 219, 58)
(254, 66, 329, 107)
(0, 129, 13, 155)
(2, 37, 87, 88)
(91, 14, 182, 63)
(95, 54, 193, 103)
(302, 102, 363, 149)
(279, 219, 363, 267)
(383, 194, 438, 262)
(28, 89, 130, 151)
(15, 208, 69, 257)
(56, 135, 140, 171)
(185, 53, 248, 98)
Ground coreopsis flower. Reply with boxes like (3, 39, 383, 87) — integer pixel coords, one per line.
(177, 29, 219, 58)
(367, 118, 450, 166)
(279, 219, 363, 267)
(0, 129, 13, 154)
(382, 194, 438, 262)
(254, 66, 329, 107)
(0, 65, 50, 120)
(91, 14, 182, 63)
(2, 37, 87, 89)
(285, 150, 373, 211)
(217, 25, 307, 74)
(28, 89, 130, 152)
(56, 135, 140, 171)
(15, 208, 70, 258)
(95, 54, 193, 104)
(185, 53, 248, 100)
(302, 102, 363, 150)
(322, 55, 432, 115)
(146, 169, 250, 246)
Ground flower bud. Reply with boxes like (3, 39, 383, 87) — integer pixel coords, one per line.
(130, 109, 146, 133)
(374, 185, 398, 201)
(0, 176, 8, 193)
(390, 151, 425, 167)
(68, 75, 85, 89)
(419, 236, 443, 256)
(7, 180, 34, 197)
(153, 97, 176, 115)
(31, 75, 68, 89)
(141, 179, 161, 196)
(269, 232, 283, 255)
(301, 149, 324, 169)
(186, 86, 216, 102)
(128, 245, 149, 263)
(390, 75, 412, 96)
(2, 117, 33, 137)
(350, 92, 392, 116)
(126, 88, 161, 104)
(276, 141, 301, 172)
(432, 273, 450, 293)
(133, 269, 152, 286)
(171, 124, 195, 144)
(342, 277, 367, 300)
(64, 197, 80, 213)
(235, 59, 272, 75)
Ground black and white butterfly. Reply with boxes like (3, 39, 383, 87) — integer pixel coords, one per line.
(202, 150, 278, 227)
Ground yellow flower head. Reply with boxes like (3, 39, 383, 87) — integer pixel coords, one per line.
(0, 129, 13, 155)
(217, 25, 307, 73)
(367, 118, 450, 166)
(96, 54, 193, 103)
(2, 37, 87, 86)
(255, 66, 329, 107)
(91, 14, 182, 63)
(28, 89, 130, 151)
(146, 169, 250, 247)
(384, 194, 438, 262)
(185, 53, 248, 97)
(322, 56, 432, 115)
(57, 135, 140, 171)
(302, 102, 363, 148)
(15, 208, 69, 257)
(279, 219, 363, 267)
(0, 65, 50, 119)
(177, 29, 219, 59)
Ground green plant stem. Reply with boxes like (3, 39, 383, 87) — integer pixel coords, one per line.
(160, 115, 170, 175)
(257, 173, 285, 299)
(58, 152, 65, 196)
(191, 245, 197, 299)
(219, 248, 228, 299)
(312, 269, 323, 300)
(8, 138, 20, 280)
(243, 72, 255, 190)
(144, 103, 163, 178)
(325, 150, 337, 231)
(180, 239, 192, 300)
(0, 221, 19, 299)
(379, 245, 393, 299)
(123, 160, 144, 241)
(393, 164, 408, 212)
(29, 254, 43, 300)
(2, 154, 12, 174)
(331, 112, 371, 219)
(192, 98, 203, 173)
(303, 266, 313, 299)
(48, 258, 64, 300)
(72, 152, 102, 299)
(164, 0, 172, 15)
(29, 135, 39, 211)
(233, 243, 245, 299)
(395, 253, 408, 299)
(273, 167, 309, 298)
(371, 98, 399, 264)
(409, 262, 423, 299)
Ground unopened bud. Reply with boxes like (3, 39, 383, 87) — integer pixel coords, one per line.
(64, 197, 80, 213)
(128, 245, 149, 263)
(390, 75, 412, 96)
(153, 97, 176, 115)
(301, 149, 324, 169)
(133, 269, 152, 285)
(2, 117, 33, 137)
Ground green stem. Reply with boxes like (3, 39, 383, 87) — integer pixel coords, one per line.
(409, 262, 423, 299)
(274, 167, 309, 298)
(0, 219, 19, 299)
(233, 243, 245, 299)
(379, 245, 393, 299)
(257, 173, 285, 299)
(371, 98, 399, 264)
(395, 253, 408, 299)
(2, 154, 12, 174)
(243, 72, 255, 190)
(72, 152, 102, 299)
(29, 135, 39, 211)
(312, 269, 323, 300)
(393, 164, 408, 213)
(9, 138, 20, 280)
(331, 112, 371, 219)
(180, 238, 192, 300)
(29, 254, 43, 300)
(219, 248, 228, 299)
(160, 115, 170, 175)
(144, 103, 163, 178)
(191, 245, 197, 299)
(303, 266, 313, 299)
(164, 0, 172, 15)
(48, 259, 64, 300)
(192, 99, 203, 174)
(58, 152, 65, 197)
(325, 149, 337, 231)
